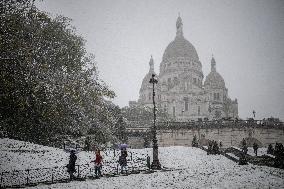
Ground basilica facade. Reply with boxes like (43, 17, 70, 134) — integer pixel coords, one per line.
(130, 16, 238, 121)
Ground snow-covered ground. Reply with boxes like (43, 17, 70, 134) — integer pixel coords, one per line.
(231, 146, 275, 157)
(0, 138, 147, 172)
(247, 147, 268, 157)
(0, 138, 69, 171)
(0, 138, 148, 187)
(1, 138, 284, 188)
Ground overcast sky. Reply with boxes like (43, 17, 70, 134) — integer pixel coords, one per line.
(36, 0, 284, 120)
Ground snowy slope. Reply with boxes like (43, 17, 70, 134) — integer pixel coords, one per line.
(31, 146, 284, 189)
(0, 138, 144, 172)
(0, 138, 69, 171)
(247, 147, 269, 157)
(1, 138, 284, 189)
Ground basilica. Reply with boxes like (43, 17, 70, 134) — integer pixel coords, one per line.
(129, 15, 238, 121)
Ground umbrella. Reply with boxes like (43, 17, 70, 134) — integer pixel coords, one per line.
(119, 143, 128, 149)
(64, 148, 80, 154)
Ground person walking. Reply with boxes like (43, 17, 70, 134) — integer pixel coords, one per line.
(146, 154, 151, 170)
(67, 150, 77, 181)
(253, 143, 259, 156)
(241, 138, 247, 154)
(219, 140, 223, 149)
(119, 148, 128, 174)
(91, 149, 103, 178)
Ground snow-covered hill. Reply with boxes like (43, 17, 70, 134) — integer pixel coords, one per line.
(0, 138, 147, 172)
(1, 138, 284, 188)
(0, 138, 69, 171)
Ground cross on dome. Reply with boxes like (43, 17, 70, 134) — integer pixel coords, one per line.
(211, 55, 216, 72)
(176, 14, 183, 37)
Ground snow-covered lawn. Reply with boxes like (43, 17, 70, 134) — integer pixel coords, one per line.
(0, 138, 148, 187)
(0, 138, 147, 172)
(31, 146, 284, 189)
(1, 138, 284, 189)
(247, 147, 268, 157)
(231, 146, 275, 158)
(0, 138, 69, 171)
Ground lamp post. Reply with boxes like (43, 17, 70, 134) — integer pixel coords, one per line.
(149, 74, 161, 169)
(252, 110, 256, 119)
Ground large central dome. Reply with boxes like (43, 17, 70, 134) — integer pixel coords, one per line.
(162, 36, 199, 61)
(162, 15, 199, 61)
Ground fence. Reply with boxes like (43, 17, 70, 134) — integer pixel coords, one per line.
(0, 155, 148, 188)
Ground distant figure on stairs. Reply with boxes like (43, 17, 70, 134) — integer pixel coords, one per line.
(253, 143, 259, 156)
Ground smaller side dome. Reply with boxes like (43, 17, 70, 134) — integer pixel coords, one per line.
(140, 56, 157, 92)
(204, 56, 225, 88)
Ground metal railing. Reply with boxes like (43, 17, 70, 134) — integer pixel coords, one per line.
(126, 120, 284, 131)
(0, 157, 148, 188)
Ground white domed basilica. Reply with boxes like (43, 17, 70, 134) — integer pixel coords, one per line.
(130, 15, 238, 121)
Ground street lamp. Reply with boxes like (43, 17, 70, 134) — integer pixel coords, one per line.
(149, 74, 161, 169)
(252, 110, 256, 119)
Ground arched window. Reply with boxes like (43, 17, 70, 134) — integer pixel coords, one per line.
(184, 97, 189, 111)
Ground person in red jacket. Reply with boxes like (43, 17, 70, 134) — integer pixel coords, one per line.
(91, 149, 103, 177)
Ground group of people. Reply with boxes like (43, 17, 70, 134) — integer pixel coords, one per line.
(267, 143, 284, 168)
(241, 138, 260, 156)
(207, 140, 220, 155)
(66, 147, 129, 180)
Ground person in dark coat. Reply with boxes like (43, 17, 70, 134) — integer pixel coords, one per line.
(119, 148, 128, 174)
(219, 141, 223, 149)
(213, 141, 219, 154)
(267, 144, 274, 154)
(146, 154, 151, 170)
(67, 150, 77, 180)
(208, 140, 212, 155)
(241, 138, 248, 154)
(243, 144, 248, 155)
(274, 143, 284, 168)
(253, 143, 259, 156)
